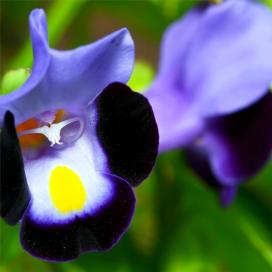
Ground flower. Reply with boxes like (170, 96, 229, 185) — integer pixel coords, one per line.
(145, 0, 272, 206)
(0, 9, 159, 261)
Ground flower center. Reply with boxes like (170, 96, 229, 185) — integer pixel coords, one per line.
(17, 110, 64, 150)
(18, 116, 84, 147)
(49, 166, 87, 214)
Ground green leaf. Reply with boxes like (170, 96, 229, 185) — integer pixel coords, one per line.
(239, 217, 272, 267)
(128, 60, 155, 93)
(1, 68, 30, 95)
(262, 0, 272, 9)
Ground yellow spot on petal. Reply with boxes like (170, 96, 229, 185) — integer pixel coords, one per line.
(49, 166, 87, 214)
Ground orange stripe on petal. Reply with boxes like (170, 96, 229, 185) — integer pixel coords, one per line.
(16, 110, 65, 149)
(17, 119, 45, 149)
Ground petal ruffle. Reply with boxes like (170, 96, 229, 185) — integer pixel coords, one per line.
(0, 9, 135, 126)
(204, 93, 272, 185)
(20, 173, 135, 262)
(92, 82, 159, 186)
(0, 112, 30, 225)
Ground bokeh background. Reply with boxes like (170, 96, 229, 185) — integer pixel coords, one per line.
(1, 0, 272, 271)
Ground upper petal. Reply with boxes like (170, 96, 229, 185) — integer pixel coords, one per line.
(42, 28, 134, 111)
(0, 9, 50, 125)
(0, 9, 135, 126)
(152, 0, 272, 117)
(189, 0, 272, 115)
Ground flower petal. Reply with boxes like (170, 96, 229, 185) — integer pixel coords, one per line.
(0, 9, 134, 126)
(23, 132, 113, 223)
(149, 0, 272, 120)
(219, 186, 237, 208)
(92, 82, 159, 186)
(0, 9, 50, 125)
(190, 0, 272, 115)
(20, 132, 135, 261)
(20, 173, 135, 262)
(185, 145, 220, 190)
(145, 81, 203, 152)
(205, 93, 272, 185)
(43, 28, 134, 110)
(0, 112, 30, 225)
(185, 145, 237, 207)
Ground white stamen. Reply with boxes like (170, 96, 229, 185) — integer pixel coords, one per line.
(19, 117, 84, 147)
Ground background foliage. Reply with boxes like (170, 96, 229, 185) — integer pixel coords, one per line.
(1, 1, 272, 271)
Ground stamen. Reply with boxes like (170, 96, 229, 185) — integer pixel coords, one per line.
(19, 117, 84, 147)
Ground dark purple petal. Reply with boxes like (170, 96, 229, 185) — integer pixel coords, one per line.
(77, 174, 135, 252)
(21, 216, 79, 261)
(92, 82, 159, 186)
(20, 174, 135, 262)
(0, 10, 134, 126)
(185, 145, 221, 190)
(0, 112, 30, 225)
(205, 93, 272, 185)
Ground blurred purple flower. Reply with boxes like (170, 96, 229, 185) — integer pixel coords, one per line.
(145, 0, 272, 206)
(0, 9, 158, 261)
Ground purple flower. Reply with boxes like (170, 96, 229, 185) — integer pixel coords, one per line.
(145, 0, 272, 206)
(0, 9, 158, 261)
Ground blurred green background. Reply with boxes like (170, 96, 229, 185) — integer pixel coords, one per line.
(1, 0, 272, 271)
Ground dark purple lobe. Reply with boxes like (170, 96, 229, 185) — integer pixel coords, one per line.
(20, 174, 135, 262)
(0, 111, 30, 225)
(94, 82, 159, 187)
